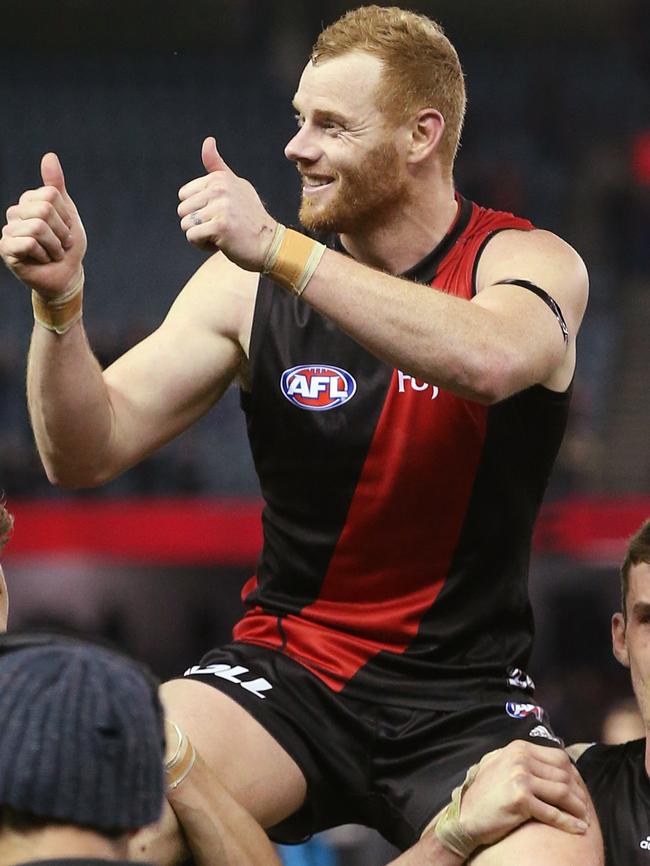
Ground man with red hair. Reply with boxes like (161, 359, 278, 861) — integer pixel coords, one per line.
(0, 6, 600, 865)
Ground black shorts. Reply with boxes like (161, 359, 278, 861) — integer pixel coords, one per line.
(182, 641, 562, 850)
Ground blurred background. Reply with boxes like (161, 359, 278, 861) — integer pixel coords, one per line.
(0, 1, 649, 862)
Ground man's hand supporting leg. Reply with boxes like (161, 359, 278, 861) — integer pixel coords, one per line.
(388, 741, 603, 866)
(130, 678, 306, 866)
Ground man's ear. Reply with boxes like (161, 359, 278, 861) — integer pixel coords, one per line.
(406, 109, 445, 164)
(612, 611, 630, 668)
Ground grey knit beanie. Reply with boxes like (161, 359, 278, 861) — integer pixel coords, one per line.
(0, 635, 165, 831)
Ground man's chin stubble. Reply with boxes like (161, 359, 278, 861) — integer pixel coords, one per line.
(299, 197, 384, 235)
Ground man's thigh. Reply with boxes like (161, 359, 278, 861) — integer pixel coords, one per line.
(161, 641, 372, 839)
(130, 670, 306, 866)
(160, 678, 307, 827)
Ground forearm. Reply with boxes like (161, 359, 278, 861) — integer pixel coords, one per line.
(300, 250, 517, 404)
(27, 320, 115, 487)
(166, 755, 283, 866)
(388, 831, 464, 866)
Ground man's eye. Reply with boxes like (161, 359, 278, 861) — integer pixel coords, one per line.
(294, 114, 305, 128)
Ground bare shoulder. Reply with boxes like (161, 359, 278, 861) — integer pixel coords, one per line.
(165, 251, 259, 356)
(477, 228, 589, 324)
(565, 742, 595, 762)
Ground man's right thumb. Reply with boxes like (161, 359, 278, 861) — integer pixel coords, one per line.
(40, 152, 67, 193)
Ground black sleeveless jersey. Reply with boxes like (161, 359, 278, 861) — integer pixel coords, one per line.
(578, 740, 650, 866)
(234, 195, 571, 709)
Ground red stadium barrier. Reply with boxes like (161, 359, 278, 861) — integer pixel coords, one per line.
(534, 496, 650, 562)
(6, 498, 263, 564)
(4, 496, 650, 564)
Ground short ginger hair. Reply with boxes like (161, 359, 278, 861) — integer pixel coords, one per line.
(620, 519, 650, 618)
(311, 5, 466, 172)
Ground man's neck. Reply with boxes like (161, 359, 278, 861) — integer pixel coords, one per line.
(339, 176, 458, 275)
(0, 824, 129, 866)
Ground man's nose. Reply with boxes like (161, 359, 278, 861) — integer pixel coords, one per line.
(284, 124, 320, 163)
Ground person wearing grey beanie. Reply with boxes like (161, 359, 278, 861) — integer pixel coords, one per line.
(0, 632, 164, 866)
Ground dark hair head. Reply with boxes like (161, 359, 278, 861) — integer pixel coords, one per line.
(620, 519, 650, 618)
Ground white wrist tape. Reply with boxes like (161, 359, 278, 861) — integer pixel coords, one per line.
(165, 720, 196, 791)
(421, 762, 480, 859)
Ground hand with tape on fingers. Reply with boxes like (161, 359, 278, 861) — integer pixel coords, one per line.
(177, 136, 278, 272)
(425, 741, 590, 859)
(0, 153, 86, 301)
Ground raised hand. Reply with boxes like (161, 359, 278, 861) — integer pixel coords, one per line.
(458, 741, 590, 846)
(177, 136, 277, 272)
(0, 153, 87, 299)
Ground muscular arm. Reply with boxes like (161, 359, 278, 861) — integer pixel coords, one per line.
(298, 228, 587, 404)
(28, 252, 254, 487)
(1, 153, 256, 488)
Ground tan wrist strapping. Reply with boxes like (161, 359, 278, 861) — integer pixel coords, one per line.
(263, 223, 326, 297)
(422, 762, 480, 859)
(32, 270, 84, 335)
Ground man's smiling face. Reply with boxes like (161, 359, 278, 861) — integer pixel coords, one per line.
(285, 52, 411, 235)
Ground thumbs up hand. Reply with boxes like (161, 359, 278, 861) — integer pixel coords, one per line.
(178, 137, 278, 272)
(0, 153, 87, 299)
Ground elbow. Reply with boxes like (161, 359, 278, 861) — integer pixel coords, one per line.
(45, 471, 102, 491)
(43, 460, 116, 490)
(469, 376, 510, 406)
(460, 348, 523, 405)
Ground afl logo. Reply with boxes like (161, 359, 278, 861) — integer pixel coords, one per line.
(280, 365, 357, 411)
(505, 702, 545, 721)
